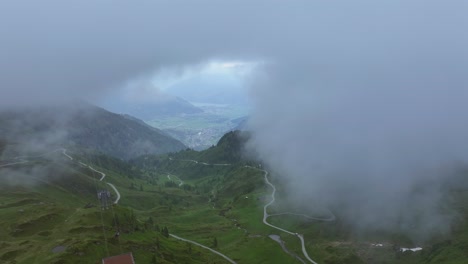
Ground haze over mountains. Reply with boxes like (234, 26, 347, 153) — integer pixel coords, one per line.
(1, 1, 468, 263)
(100, 82, 249, 150)
(0, 101, 186, 160)
(102, 93, 203, 120)
(166, 71, 250, 106)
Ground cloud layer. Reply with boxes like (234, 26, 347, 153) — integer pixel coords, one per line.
(2, 0, 468, 240)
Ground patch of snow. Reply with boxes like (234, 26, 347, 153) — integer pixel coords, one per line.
(400, 247, 423, 252)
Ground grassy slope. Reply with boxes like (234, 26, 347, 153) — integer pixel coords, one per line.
(2, 136, 468, 263)
(0, 155, 228, 264)
(0, 143, 295, 263)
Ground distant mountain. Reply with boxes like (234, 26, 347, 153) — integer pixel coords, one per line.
(166, 74, 249, 105)
(0, 101, 186, 159)
(101, 94, 203, 121)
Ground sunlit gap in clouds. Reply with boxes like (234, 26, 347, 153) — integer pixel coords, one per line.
(95, 59, 261, 113)
(151, 60, 259, 92)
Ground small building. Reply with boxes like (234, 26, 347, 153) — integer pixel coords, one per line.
(102, 252, 135, 264)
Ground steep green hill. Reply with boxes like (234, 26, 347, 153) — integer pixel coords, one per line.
(150, 130, 249, 164)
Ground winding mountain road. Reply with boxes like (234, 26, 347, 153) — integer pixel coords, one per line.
(170, 158, 230, 166)
(76, 158, 120, 204)
(246, 165, 335, 264)
(0, 148, 120, 205)
(61, 148, 73, 160)
(246, 166, 319, 264)
(64, 150, 120, 204)
(167, 174, 184, 186)
(88, 165, 106, 181)
(169, 234, 237, 264)
(0, 160, 29, 167)
(170, 158, 335, 263)
(106, 183, 120, 204)
(61, 151, 121, 204)
(1, 148, 69, 167)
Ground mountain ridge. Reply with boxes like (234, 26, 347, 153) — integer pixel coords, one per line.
(101, 94, 203, 121)
(0, 101, 186, 160)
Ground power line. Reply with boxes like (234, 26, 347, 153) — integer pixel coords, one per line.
(95, 154, 123, 253)
(84, 153, 110, 257)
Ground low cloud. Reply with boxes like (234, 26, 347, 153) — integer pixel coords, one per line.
(247, 56, 468, 241)
(1, 0, 468, 240)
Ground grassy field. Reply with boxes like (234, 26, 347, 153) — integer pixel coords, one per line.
(0, 150, 297, 263)
(0, 154, 230, 263)
(2, 144, 468, 264)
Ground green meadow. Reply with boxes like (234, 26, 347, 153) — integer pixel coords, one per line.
(1, 140, 468, 264)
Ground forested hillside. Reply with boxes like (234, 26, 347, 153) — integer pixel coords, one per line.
(0, 102, 186, 160)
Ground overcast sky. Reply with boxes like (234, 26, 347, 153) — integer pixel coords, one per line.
(2, 0, 468, 239)
(2, 0, 464, 106)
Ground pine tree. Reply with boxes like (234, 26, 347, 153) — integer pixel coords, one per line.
(161, 226, 169, 238)
(129, 209, 136, 231)
(212, 237, 218, 248)
(186, 242, 192, 254)
(113, 214, 120, 227)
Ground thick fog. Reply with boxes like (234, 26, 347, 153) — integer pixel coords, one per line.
(1, 1, 468, 240)
(248, 62, 468, 240)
